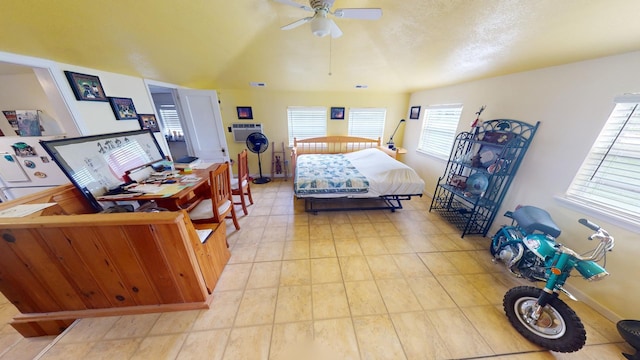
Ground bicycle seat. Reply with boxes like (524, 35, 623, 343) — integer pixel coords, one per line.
(512, 205, 562, 238)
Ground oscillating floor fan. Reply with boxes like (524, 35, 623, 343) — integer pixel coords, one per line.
(246, 132, 271, 184)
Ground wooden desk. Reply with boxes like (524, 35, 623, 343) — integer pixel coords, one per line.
(110, 165, 217, 211)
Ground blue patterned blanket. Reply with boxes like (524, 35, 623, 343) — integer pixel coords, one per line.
(294, 154, 369, 195)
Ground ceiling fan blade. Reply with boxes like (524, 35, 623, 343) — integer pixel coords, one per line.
(272, 0, 313, 12)
(281, 17, 313, 30)
(329, 19, 343, 38)
(333, 8, 382, 20)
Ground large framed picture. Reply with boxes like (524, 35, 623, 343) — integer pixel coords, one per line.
(138, 114, 160, 132)
(64, 71, 108, 102)
(108, 97, 138, 120)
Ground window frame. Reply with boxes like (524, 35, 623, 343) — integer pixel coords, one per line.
(416, 104, 464, 160)
(287, 106, 327, 146)
(347, 107, 387, 140)
(560, 94, 640, 231)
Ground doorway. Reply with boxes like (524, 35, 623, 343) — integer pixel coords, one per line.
(145, 81, 229, 164)
(148, 85, 189, 161)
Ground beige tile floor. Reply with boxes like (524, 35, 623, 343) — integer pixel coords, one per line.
(0, 180, 634, 359)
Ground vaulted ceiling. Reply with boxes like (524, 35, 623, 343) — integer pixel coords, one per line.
(1, 0, 639, 93)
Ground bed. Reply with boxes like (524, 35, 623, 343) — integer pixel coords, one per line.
(291, 136, 424, 212)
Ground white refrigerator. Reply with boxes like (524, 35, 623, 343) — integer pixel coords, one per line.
(0, 135, 69, 201)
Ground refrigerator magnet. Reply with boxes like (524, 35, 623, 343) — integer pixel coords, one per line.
(34, 171, 47, 178)
(24, 160, 36, 168)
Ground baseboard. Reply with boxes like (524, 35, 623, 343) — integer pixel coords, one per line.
(564, 283, 622, 323)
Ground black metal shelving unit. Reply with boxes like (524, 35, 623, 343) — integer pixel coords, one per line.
(430, 119, 540, 237)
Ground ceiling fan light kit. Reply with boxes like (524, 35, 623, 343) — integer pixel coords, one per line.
(311, 13, 331, 37)
(274, 0, 382, 38)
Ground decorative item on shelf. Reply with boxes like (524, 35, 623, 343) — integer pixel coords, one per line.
(465, 172, 489, 196)
(330, 107, 345, 120)
(387, 119, 406, 150)
(2, 110, 19, 135)
(470, 105, 486, 134)
(138, 114, 160, 132)
(482, 130, 515, 144)
(16, 110, 42, 136)
(477, 143, 503, 168)
(409, 106, 421, 120)
(64, 71, 108, 102)
(471, 153, 482, 168)
(448, 175, 467, 190)
(487, 160, 504, 174)
(108, 97, 138, 120)
(236, 106, 253, 120)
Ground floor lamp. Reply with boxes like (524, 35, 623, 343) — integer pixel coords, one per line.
(387, 119, 406, 150)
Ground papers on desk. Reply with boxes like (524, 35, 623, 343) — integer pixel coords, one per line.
(127, 183, 184, 196)
(0, 203, 57, 217)
(191, 162, 216, 170)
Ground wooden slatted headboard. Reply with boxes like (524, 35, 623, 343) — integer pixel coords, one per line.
(293, 136, 380, 154)
(291, 136, 382, 173)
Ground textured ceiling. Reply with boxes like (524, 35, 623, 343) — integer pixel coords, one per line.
(1, 0, 640, 93)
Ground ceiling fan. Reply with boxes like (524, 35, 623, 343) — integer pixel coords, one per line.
(273, 0, 382, 38)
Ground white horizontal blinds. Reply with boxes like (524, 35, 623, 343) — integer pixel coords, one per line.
(287, 107, 327, 146)
(158, 105, 183, 136)
(417, 104, 463, 160)
(567, 95, 640, 219)
(348, 108, 387, 139)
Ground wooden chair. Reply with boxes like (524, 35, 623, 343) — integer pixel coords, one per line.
(231, 149, 254, 215)
(189, 162, 240, 230)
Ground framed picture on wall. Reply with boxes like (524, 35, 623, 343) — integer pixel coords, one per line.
(64, 71, 108, 102)
(108, 97, 138, 120)
(409, 106, 421, 120)
(138, 114, 160, 132)
(330, 107, 345, 120)
(236, 106, 253, 119)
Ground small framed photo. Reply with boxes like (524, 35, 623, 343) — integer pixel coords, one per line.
(448, 175, 467, 190)
(330, 107, 345, 120)
(409, 106, 421, 120)
(236, 106, 253, 120)
(108, 97, 138, 120)
(138, 114, 160, 132)
(64, 71, 108, 102)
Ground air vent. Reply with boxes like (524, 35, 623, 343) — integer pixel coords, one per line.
(231, 123, 263, 142)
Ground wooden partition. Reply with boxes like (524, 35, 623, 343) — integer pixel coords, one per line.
(0, 184, 230, 337)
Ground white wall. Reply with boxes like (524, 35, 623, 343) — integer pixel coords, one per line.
(404, 51, 640, 321)
(58, 64, 156, 135)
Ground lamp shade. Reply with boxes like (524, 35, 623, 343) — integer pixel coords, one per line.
(311, 16, 331, 37)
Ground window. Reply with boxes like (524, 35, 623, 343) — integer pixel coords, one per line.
(565, 94, 640, 223)
(158, 104, 184, 139)
(287, 107, 327, 146)
(417, 104, 463, 160)
(348, 108, 387, 140)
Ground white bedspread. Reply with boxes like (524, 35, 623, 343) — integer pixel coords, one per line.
(295, 148, 424, 198)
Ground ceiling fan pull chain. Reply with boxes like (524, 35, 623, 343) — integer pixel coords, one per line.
(328, 36, 332, 76)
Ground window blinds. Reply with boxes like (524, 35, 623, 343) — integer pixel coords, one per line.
(566, 95, 640, 220)
(287, 107, 327, 145)
(158, 105, 183, 137)
(348, 108, 387, 140)
(417, 104, 463, 160)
